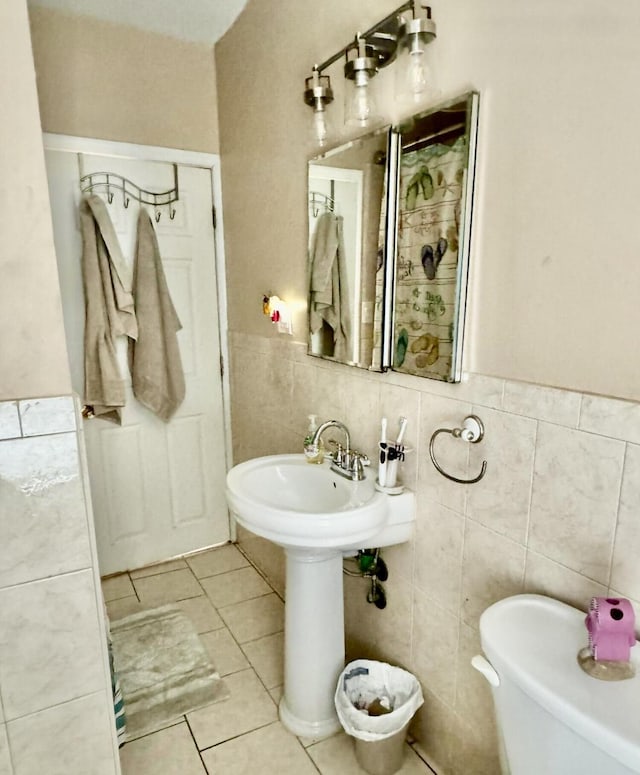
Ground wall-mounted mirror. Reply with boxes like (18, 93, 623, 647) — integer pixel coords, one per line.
(307, 91, 479, 382)
(386, 91, 479, 382)
(307, 127, 388, 369)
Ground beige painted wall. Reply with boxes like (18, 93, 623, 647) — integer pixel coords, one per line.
(0, 0, 70, 400)
(217, 0, 640, 402)
(29, 7, 220, 153)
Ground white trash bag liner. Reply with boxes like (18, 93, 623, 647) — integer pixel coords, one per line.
(335, 659, 424, 742)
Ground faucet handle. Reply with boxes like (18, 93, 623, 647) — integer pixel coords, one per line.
(333, 443, 345, 466)
(349, 451, 369, 480)
(355, 451, 369, 467)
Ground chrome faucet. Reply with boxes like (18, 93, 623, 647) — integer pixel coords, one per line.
(311, 420, 368, 481)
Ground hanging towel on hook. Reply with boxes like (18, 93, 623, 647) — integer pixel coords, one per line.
(79, 194, 138, 424)
(129, 209, 185, 422)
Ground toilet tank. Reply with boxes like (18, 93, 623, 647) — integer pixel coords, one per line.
(477, 594, 640, 775)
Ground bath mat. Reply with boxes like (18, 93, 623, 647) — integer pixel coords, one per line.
(110, 604, 229, 740)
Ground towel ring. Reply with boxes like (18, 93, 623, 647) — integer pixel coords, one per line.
(429, 415, 487, 484)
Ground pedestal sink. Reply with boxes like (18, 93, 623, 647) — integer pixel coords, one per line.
(226, 454, 415, 739)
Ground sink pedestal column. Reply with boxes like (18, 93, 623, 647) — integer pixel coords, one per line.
(278, 548, 344, 739)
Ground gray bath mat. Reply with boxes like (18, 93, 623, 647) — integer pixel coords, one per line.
(110, 604, 229, 740)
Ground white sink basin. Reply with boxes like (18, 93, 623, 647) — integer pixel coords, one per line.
(226, 454, 387, 549)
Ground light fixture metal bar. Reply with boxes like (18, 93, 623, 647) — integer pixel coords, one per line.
(314, 0, 415, 75)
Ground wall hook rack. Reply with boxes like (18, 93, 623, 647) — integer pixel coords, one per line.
(429, 414, 487, 484)
(78, 154, 179, 218)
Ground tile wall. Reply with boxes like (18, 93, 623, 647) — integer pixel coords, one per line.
(229, 331, 640, 775)
(0, 397, 120, 775)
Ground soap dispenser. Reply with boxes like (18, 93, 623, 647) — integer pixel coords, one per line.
(303, 414, 324, 464)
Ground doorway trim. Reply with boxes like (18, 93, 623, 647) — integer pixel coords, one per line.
(42, 133, 235, 539)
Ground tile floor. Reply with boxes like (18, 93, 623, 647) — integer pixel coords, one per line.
(103, 543, 436, 775)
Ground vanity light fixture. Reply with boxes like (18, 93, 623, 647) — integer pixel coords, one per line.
(303, 1, 437, 144)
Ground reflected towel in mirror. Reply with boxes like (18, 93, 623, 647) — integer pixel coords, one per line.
(309, 211, 351, 362)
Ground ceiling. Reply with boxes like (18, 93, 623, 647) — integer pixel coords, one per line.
(26, 0, 249, 44)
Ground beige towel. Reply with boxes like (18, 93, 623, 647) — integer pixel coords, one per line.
(309, 212, 351, 361)
(80, 195, 138, 424)
(130, 210, 185, 421)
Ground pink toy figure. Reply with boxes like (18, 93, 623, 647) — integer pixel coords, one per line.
(585, 597, 636, 662)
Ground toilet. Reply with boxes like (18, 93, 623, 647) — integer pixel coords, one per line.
(472, 594, 640, 774)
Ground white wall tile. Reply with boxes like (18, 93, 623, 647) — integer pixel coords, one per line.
(524, 551, 607, 612)
(18, 397, 76, 437)
(413, 500, 464, 614)
(610, 443, 640, 601)
(579, 394, 640, 445)
(411, 688, 457, 775)
(344, 571, 413, 668)
(461, 520, 526, 627)
(454, 621, 495, 728)
(6, 691, 117, 775)
(0, 404, 20, 441)
(466, 407, 536, 544)
(0, 724, 11, 775)
(345, 376, 381, 462)
(0, 570, 105, 719)
(411, 587, 460, 705)
(0, 434, 91, 588)
(529, 423, 624, 584)
(503, 380, 581, 427)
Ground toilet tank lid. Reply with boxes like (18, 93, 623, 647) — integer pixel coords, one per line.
(479, 594, 640, 773)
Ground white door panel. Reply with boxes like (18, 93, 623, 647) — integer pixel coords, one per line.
(45, 150, 230, 575)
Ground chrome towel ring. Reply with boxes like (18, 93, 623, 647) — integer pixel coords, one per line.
(429, 415, 487, 484)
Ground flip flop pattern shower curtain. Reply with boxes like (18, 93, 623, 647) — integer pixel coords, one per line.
(373, 135, 466, 380)
(393, 136, 466, 380)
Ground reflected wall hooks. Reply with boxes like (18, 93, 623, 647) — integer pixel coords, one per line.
(429, 414, 487, 484)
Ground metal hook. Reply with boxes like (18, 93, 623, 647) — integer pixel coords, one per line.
(107, 191, 114, 204)
(169, 207, 176, 220)
(155, 210, 162, 223)
(429, 415, 487, 484)
(123, 193, 130, 208)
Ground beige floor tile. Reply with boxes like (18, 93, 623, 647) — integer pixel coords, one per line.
(241, 631, 284, 688)
(307, 732, 434, 774)
(130, 558, 188, 579)
(106, 595, 144, 621)
(200, 566, 271, 608)
(119, 722, 206, 775)
(269, 685, 283, 705)
(132, 568, 204, 606)
(200, 628, 250, 676)
(187, 668, 278, 749)
(102, 574, 135, 602)
(200, 721, 318, 775)
(186, 544, 249, 579)
(219, 593, 284, 643)
(175, 596, 224, 633)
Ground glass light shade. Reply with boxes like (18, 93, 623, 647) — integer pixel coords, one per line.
(344, 69, 380, 127)
(395, 31, 438, 106)
(312, 104, 332, 147)
(304, 71, 334, 147)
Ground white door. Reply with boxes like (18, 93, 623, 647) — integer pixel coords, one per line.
(44, 149, 230, 575)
